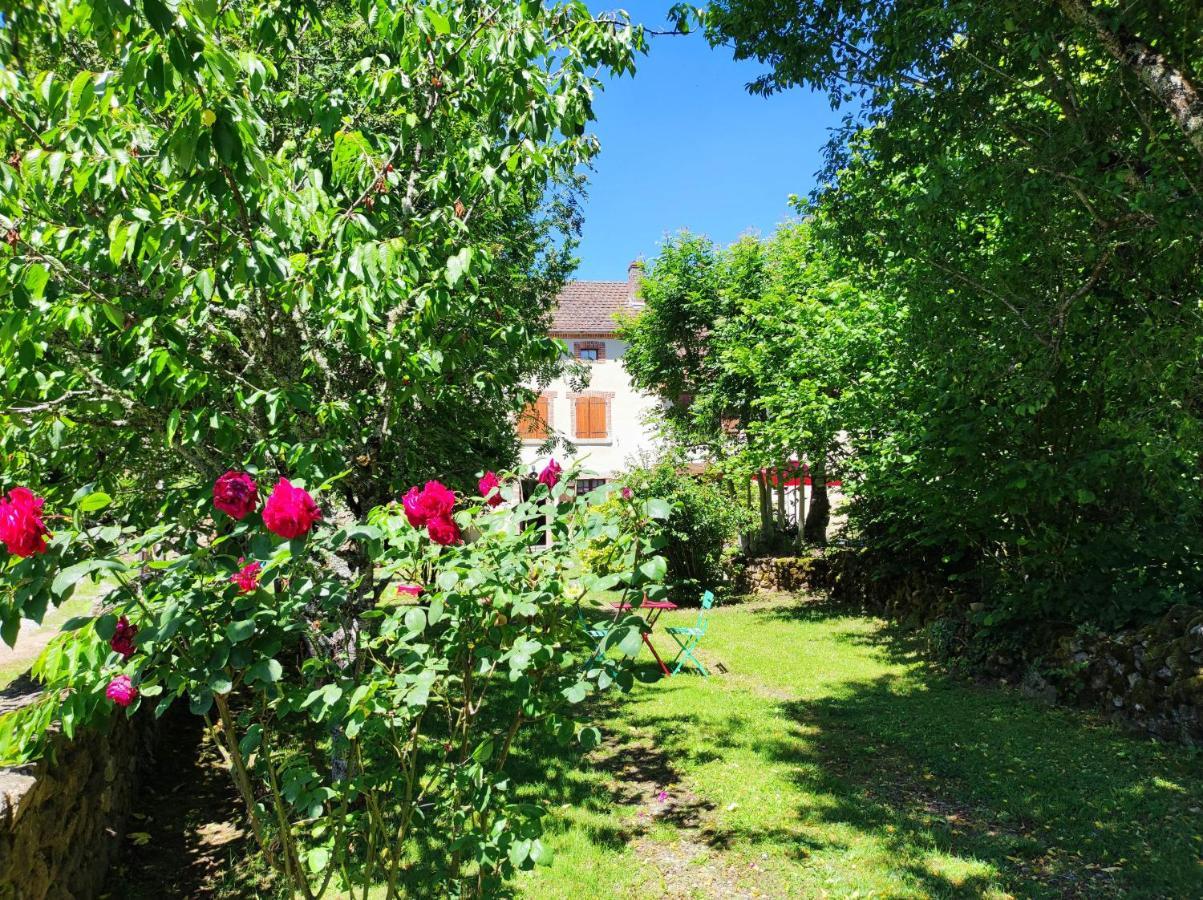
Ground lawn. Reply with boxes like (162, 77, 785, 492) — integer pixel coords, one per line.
(510, 595, 1203, 899)
(116, 592, 1203, 898)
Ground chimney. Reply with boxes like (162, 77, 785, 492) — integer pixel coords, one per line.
(627, 259, 645, 306)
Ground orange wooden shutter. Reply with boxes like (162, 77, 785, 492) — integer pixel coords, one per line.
(519, 396, 548, 439)
(575, 397, 606, 439)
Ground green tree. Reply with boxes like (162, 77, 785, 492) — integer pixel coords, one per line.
(703, 0, 1203, 634)
(0, 0, 643, 536)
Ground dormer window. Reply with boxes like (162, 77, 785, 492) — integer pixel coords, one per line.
(573, 341, 605, 362)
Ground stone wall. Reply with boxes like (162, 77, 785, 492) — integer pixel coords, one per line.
(1042, 605, 1203, 744)
(0, 676, 152, 899)
(736, 555, 829, 595)
(737, 551, 1203, 745)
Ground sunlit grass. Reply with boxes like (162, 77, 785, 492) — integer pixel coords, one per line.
(515, 595, 1203, 899)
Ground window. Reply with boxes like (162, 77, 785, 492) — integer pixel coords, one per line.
(575, 478, 607, 496)
(518, 395, 549, 441)
(574, 396, 608, 440)
(573, 341, 605, 361)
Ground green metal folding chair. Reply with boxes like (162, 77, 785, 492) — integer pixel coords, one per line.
(576, 606, 611, 665)
(666, 590, 716, 676)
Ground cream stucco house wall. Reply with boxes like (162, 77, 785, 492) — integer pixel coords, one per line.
(518, 262, 661, 488)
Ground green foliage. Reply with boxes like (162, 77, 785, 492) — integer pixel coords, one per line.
(0, 462, 670, 897)
(585, 456, 753, 603)
(0, 0, 645, 531)
(701, 0, 1203, 634)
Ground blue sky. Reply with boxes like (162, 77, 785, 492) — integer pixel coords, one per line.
(572, 5, 844, 281)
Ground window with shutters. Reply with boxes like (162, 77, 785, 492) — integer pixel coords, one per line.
(518, 395, 549, 441)
(574, 396, 608, 440)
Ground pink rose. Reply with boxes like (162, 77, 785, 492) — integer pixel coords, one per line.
(537, 459, 561, 489)
(426, 515, 462, 546)
(0, 487, 50, 558)
(621, 486, 633, 500)
(262, 478, 321, 539)
(231, 558, 262, 593)
(403, 481, 456, 529)
(213, 471, 259, 520)
(110, 616, 138, 659)
(478, 471, 503, 507)
(396, 583, 423, 598)
(106, 674, 138, 708)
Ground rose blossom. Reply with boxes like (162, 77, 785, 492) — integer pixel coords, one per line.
(396, 583, 423, 598)
(106, 674, 138, 708)
(231, 558, 262, 593)
(416, 480, 455, 520)
(537, 459, 561, 489)
(262, 478, 321, 539)
(402, 486, 426, 528)
(403, 481, 456, 529)
(0, 487, 50, 557)
(110, 616, 138, 659)
(478, 471, 503, 507)
(212, 471, 259, 520)
(426, 515, 462, 546)
(622, 486, 633, 500)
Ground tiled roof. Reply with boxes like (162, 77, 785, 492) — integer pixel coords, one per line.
(550, 280, 639, 334)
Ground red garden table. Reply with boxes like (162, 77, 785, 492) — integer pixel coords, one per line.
(609, 599, 679, 676)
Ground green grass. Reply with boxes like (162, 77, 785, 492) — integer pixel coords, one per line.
(512, 595, 1203, 899)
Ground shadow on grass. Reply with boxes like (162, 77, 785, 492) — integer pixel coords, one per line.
(571, 599, 1203, 898)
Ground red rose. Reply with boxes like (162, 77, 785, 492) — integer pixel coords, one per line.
(110, 616, 138, 659)
(537, 459, 561, 489)
(426, 515, 462, 546)
(106, 675, 138, 708)
(0, 487, 50, 558)
(402, 486, 426, 528)
(262, 478, 321, 539)
(396, 583, 423, 598)
(478, 471, 503, 507)
(231, 558, 262, 593)
(403, 481, 456, 529)
(213, 471, 259, 520)
(417, 481, 455, 519)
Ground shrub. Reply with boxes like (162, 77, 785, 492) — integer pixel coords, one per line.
(599, 457, 754, 604)
(0, 461, 669, 897)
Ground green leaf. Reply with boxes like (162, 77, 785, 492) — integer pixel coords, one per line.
(226, 620, 254, 643)
(246, 658, 282, 685)
(208, 673, 233, 695)
(644, 498, 672, 520)
(307, 847, 331, 874)
(638, 555, 668, 584)
(471, 736, 494, 762)
(403, 607, 426, 635)
(563, 681, 588, 704)
(77, 491, 112, 512)
(426, 9, 451, 34)
(445, 247, 473, 287)
(23, 264, 49, 299)
(95, 613, 118, 640)
(51, 559, 122, 598)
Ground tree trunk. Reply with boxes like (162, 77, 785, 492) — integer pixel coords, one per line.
(742, 476, 753, 553)
(756, 469, 772, 550)
(775, 468, 786, 531)
(803, 454, 830, 547)
(1059, 0, 1203, 157)
(793, 463, 804, 555)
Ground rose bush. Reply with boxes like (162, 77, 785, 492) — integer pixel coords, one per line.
(0, 461, 668, 897)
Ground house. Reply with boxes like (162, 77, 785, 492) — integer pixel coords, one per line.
(517, 262, 661, 489)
